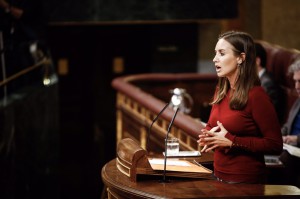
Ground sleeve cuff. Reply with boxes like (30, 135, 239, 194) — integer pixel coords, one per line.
(225, 131, 235, 143)
(224, 132, 235, 153)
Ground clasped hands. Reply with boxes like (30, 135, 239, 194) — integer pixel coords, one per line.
(197, 121, 232, 153)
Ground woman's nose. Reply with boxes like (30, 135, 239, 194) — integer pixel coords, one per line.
(296, 81, 300, 89)
(213, 55, 217, 62)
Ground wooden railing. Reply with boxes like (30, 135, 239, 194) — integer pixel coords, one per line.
(0, 57, 51, 87)
(112, 73, 218, 154)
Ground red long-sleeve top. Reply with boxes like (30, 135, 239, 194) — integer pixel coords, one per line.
(205, 86, 283, 183)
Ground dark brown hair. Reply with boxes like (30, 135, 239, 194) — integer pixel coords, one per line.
(211, 30, 260, 110)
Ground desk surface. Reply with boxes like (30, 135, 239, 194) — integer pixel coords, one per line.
(101, 156, 300, 199)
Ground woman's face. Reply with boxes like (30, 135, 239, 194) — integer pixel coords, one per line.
(213, 38, 240, 83)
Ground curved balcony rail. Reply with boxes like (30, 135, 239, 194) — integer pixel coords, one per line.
(112, 73, 218, 154)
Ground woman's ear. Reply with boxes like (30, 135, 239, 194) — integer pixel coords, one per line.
(256, 57, 261, 66)
(238, 53, 246, 64)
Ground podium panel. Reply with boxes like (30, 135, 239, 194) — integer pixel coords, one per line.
(102, 158, 300, 199)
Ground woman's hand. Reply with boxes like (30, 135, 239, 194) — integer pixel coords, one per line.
(198, 124, 219, 152)
(197, 121, 232, 152)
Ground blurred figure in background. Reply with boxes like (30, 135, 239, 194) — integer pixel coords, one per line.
(0, 0, 46, 45)
(0, 0, 47, 93)
(255, 42, 285, 124)
(281, 59, 300, 146)
(280, 58, 300, 187)
(281, 59, 300, 147)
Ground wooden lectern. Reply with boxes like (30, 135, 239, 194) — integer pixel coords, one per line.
(102, 158, 300, 199)
(116, 138, 212, 182)
(102, 139, 300, 198)
(116, 138, 153, 182)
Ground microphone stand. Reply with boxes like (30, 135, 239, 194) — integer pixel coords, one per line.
(147, 102, 170, 153)
(161, 106, 180, 183)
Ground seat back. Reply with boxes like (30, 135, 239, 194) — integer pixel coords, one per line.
(256, 40, 300, 123)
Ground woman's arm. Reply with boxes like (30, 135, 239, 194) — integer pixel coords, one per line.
(225, 88, 283, 154)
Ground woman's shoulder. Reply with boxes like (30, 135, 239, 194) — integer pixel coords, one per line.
(246, 86, 275, 111)
(249, 86, 265, 94)
(248, 86, 269, 100)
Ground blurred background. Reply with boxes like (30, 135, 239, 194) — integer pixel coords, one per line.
(1, 0, 300, 199)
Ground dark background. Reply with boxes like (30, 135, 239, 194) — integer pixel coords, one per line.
(43, 0, 237, 22)
(1, 0, 238, 199)
(45, 1, 237, 198)
(47, 22, 200, 199)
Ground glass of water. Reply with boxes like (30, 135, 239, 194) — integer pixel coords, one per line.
(166, 137, 179, 156)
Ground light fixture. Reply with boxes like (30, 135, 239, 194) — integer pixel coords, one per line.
(169, 88, 193, 114)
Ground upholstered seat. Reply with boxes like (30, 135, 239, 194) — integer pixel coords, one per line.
(256, 40, 300, 122)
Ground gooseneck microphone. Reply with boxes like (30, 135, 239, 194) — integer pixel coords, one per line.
(162, 106, 180, 183)
(147, 102, 170, 153)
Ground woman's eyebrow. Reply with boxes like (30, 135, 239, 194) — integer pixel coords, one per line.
(215, 49, 226, 52)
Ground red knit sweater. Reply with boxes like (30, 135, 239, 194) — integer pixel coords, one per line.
(205, 86, 283, 183)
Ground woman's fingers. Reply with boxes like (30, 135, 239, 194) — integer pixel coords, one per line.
(217, 121, 228, 135)
(200, 144, 207, 152)
(198, 123, 223, 152)
(210, 125, 220, 132)
(217, 121, 224, 129)
(198, 121, 230, 152)
(204, 144, 218, 152)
